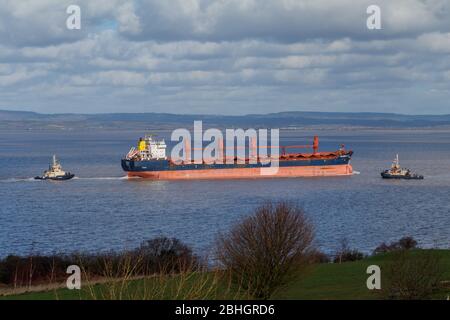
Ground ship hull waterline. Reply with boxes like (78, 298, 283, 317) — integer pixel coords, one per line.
(125, 164, 353, 180)
(34, 174, 75, 181)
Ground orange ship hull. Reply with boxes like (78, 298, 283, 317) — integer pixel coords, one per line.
(127, 164, 353, 180)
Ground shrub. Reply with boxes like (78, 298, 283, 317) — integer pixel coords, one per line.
(383, 250, 444, 300)
(374, 236, 418, 255)
(333, 239, 364, 263)
(0, 255, 70, 287)
(215, 201, 315, 299)
(0, 237, 198, 287)
(310, 250, 331, 264)
(333, 250, 364, 263)
(397, 236, 418, 250)
(134, 237, 199, 274)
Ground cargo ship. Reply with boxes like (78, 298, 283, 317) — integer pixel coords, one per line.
(121, 135, 353, 180)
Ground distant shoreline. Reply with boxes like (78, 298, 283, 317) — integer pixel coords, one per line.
(1, 126, 450, 133)
(2, 110, 450, 130)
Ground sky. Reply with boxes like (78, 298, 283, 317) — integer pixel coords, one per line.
(0, 0, 450, 115)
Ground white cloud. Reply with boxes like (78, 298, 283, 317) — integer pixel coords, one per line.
(417, 32, 450, 53)
(1, 1, 450, 114)
(0, 65, 47, 86)
(119, 0, 450, 42)
(115, 2, 142, 35)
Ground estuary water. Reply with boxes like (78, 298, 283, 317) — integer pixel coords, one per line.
(0, 128, 449, 257)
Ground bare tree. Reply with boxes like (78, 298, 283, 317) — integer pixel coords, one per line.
(215, 201, 315, 299)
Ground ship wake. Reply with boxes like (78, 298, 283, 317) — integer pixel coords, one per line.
(0, 178, 39, 183)
(1, 176, 129, 183)
(72, 176, 128, 181)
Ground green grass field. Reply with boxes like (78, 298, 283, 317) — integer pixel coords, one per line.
(2, 250, 450, 300)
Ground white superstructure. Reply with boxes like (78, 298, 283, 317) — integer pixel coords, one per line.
(388, 154, 410, 176)
(43, 155, 68, 178)
(148, 136, 167, 159)
(126, 135, 167, 160)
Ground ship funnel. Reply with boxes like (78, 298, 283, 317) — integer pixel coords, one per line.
(313, 136, 319, 154)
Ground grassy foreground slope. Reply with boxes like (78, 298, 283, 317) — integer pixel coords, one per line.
(2, 250, 450, 300)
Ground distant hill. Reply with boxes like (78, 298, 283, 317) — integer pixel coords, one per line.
(1, 110, 450, 130)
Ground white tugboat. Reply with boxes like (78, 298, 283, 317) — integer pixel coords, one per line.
(35, 155, 75, 181)
(381, 154, 423, 180)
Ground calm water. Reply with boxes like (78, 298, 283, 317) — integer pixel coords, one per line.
(0, 128, 449, 258)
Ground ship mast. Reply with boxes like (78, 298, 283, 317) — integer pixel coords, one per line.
(391, 154, 400, 171)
